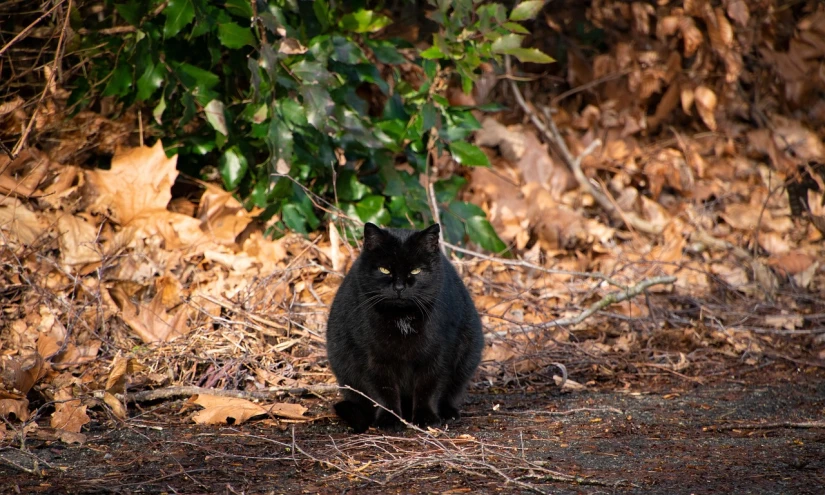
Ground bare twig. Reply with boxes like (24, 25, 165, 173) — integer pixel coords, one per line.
(428, 181, 446, 256)
(0, 0, 66, 58)
(711, 421, 825, 431)
(535, 275, 676, 330)
(105, 384, 340, 404)
(11, 0, 73, 157)
(444, 241, 630, 289)
(504, 55, 662, 235)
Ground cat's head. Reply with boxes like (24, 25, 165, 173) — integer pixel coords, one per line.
(356, 222, 443, 309)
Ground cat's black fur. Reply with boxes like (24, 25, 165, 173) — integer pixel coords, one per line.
(326, 222, 484, 433)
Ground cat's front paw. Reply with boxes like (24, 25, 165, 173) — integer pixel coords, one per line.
(439, 404, 460, 422)
(413, 407, 441, 427)
(334, 400, 372, 433)
(375, 410, 403, 430)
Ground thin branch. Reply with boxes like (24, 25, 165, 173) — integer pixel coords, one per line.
(101, 384, 340, 404)
(11, 0, 73, 157)
(711, 421, 825, 431)
(0, 0, 66, 58)
(535, 275, 676, 330)
(428, 182, 446, 256)
(504, 55, 662, 235)
(444, 241, 629, 289)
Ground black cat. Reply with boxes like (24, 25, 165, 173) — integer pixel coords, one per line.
(326, 222, 484, 433)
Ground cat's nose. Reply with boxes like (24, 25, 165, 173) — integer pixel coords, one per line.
(393, 280, 405, 295)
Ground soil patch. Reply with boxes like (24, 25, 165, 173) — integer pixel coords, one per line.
(3, 365, 823, 494)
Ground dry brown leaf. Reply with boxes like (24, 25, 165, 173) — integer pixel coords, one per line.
(719, 204, 763, 231)
(105, 354, 145, 394)
(0, 197, 48, 245)
(768, 251, 816, 276)
(86, 141, 178, 225)
(771, 117, 825, 164)
(103, 391, 128, 420)
(51, 398, 91, 434)
(0, 149, 50, 198)
(725, 0, 749, 26)
(197, 184, 253, 245)
(111, 287, 190, 343)
(0, 352, 47, 396)
(0, 398, 30, 421)
(190, 394, 307, 425)
(694, 86, 718, 131)
(53, 341, 101, 368)
(56, 214, 102, 266)
(56, 430, 87, 445)
(679, 17, 704, 57)
(483, 342, 516, 363)
(793, 260, 819, 289)
(711, 264, 749, 288)
(758, 231, 791, 255)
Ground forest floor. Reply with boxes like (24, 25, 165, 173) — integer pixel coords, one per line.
(2, 364, 823, 495)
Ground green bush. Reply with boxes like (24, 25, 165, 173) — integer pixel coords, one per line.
(69, 0, 552, 252)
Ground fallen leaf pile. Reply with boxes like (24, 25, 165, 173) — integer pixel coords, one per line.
(2, 0, 824, 442)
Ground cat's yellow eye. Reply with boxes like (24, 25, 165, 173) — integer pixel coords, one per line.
(379, 267, 391, 275)
(410, 268, 421, 275)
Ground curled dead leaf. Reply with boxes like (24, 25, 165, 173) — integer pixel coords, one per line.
(694, 86, 718, 131)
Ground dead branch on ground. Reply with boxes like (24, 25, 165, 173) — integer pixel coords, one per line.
(505, 55, 662, 235)
(101, 384, 340, 404)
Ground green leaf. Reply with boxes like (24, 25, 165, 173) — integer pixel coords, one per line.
(491, 34, 524, 53)
(336, 170, 370, 202)
(152, 97, 166, 124)
(510, 0, 545, 21)
(501, 47, 555, 64)
(330, 36, 366, 64)
(420, 45, 445, 60)
(136, 62, 164, 101)
(115, 1, 145, 26)
(339, 9, 392, 33)
(502, 22, 531, 34)
(225, 0, 253, 19)
(366, 40, 406, 64)
(466, 216, 508, 253)
(313, 1, 330, 31)
(218, 22, 255, 49)
(448, 201, 508, 253)
(204, 99, 228, 136)
(301, 85, 334, 129)
(102, 62, 132, 97)
(448, 142, 490, 167)
(434, 176, 466, 204)
(163, 0, 195, 38)
(176, 63, 220, 90)
(219, 146, 248, 190)
(355, 195, 391, 225)
(282, 203, 308, 234)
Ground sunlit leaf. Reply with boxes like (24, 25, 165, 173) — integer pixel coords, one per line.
(500, 47, 555, 64)
(219, 146, 248, 190)
(448, 142, 490, 167)
(204, 99, 228, 136)
(339, 10, 392, 33)
(163, 0, 195, 38)
(510, 1, 545, 21)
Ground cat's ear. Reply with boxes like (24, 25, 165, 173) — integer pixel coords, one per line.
(418, 223, 441, 253)
(363, 222, 386, 251)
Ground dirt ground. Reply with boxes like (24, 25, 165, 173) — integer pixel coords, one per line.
(2, 363, 823, 495)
